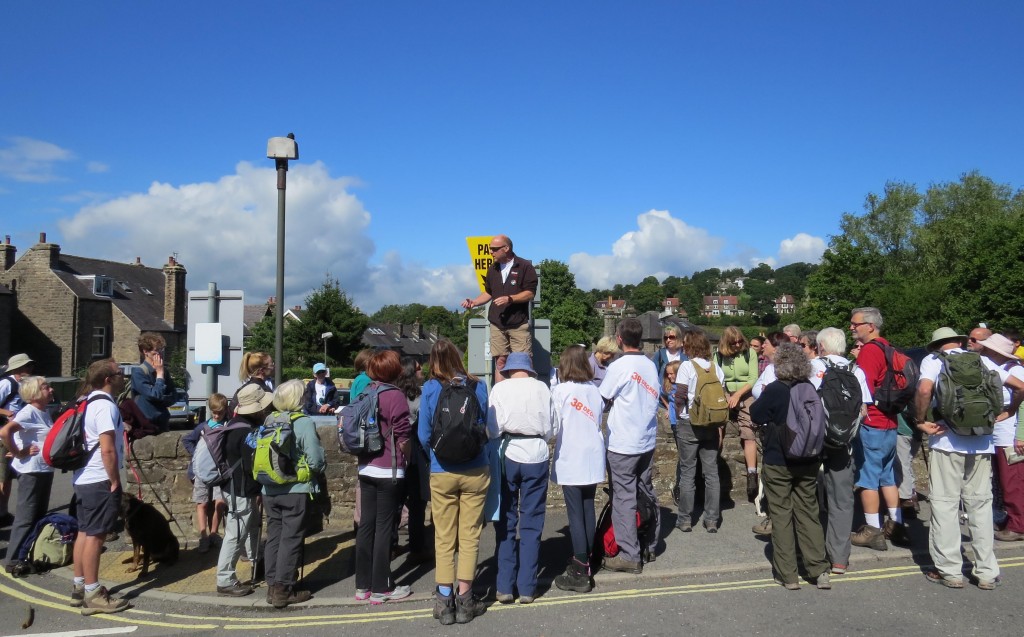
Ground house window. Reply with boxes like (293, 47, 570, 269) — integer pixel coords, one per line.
(92, 327, 107, 357)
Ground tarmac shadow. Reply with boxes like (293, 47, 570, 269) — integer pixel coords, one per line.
(108, 540, 222, 600)
(301, 530, 356, 593)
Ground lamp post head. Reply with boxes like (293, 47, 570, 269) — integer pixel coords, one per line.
(267, 134, 299, 160)
(321, 332, 333, 340)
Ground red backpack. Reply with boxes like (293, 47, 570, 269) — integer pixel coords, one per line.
(43, 394, 114, 471)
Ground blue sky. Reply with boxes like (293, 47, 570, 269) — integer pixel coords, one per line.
(3, 2, 1022, 312)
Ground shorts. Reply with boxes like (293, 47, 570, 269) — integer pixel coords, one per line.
(853, 425, 897, 490)
(729, 395, 757, 441)
(489, 323, 531, 357)
(192, 479, 225, 504)
(74, 480, 122, 537)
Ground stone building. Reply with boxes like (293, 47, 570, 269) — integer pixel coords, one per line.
(0, 233, 187, 376)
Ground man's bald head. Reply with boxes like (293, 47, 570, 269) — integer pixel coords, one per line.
(969, 326, 992, 352)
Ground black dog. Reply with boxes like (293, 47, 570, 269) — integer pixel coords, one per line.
(120, 494, 179, 576)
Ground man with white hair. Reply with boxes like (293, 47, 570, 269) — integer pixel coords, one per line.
(810, 328, 871, 574)
(783, 324, 801, 343)
(848, 307, 907, 550)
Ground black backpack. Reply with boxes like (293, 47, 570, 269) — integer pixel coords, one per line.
(866, 341, 919, 416)
(817, 358, 864, 449)
(429, 378, 486, 464)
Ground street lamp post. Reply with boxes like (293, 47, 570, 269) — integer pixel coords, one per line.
(267, 133, 299, 387)
(321, 331, 333, 365)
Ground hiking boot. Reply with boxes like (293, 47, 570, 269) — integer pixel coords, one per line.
(434, 588, 456, 625)
(198, 535, 211, 554)
(602, 555, 642, 574)
(883, 520, 911, 548)
(70, 583, 85, 608)
(270, 584, 312, 608)
(217, 582, 254, 597)
(704, 519, 718, 534)
(266, 584, 276, 605)
(925, 570, 964, 589)
(752, 517, 772, 536)
(995, 529, 1024, 542)
(746, 471, 759, 502)
(900, 495, 919, 518)
(816, 571, 831, 590)
(554, 557, 593, 593)
(81, 586, 129, 616)
(676, 517, 692, 533)
(773, 578, 800, 591)
(642, 548, 656, 563)
(851, 524, 888, 551)
(455, 590, 486, 624)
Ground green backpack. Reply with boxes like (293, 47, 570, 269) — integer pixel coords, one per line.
(31, 523, 74, 569)
(252, 411, 311, 486)
(690, 361, 729, 427)
(932, 351, 1004, 436)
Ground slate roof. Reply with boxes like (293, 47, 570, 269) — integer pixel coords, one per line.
(243, 303, 272, 335)
(55, 255, 172, 331)
(362, 323, 439, 357)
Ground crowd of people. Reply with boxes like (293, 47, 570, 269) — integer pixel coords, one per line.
(1, 246, 1022, 620)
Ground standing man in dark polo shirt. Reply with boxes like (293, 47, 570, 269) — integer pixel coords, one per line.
(462, 235, 539, 378)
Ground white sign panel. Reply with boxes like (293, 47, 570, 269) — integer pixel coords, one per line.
(194, 323, 223, 365)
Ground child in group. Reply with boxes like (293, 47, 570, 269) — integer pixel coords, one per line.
(183, 393, 230, 553)
(663, 361, 682, 506)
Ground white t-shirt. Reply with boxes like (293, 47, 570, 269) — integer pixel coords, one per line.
(983, 356, 1023, 448)
(675, 358, 726, 419)
(11, 404, 53, 474)
(809, 356, 871, 403)
(487, 376, 553, 464)
(550, 381, 606, 485)
(599, 352, 660, 454)
(751, 364, 777, 400)
(73, 391, 125, 486)
(920, 349, 994, 455)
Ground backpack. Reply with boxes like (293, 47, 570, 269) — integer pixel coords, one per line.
(192, 419, 251, 486)
(30, 522, 75, 570)
(42, 394, 114, 471)
(932, 351, 1004, 436)
(782, 381, 826, 459)
(866, 341, 919, 416)
(252, 411, 311, 486)
(689, 361, 729, 427)
(0, 375, 20, 426)
(429, 378, 487, 464)
(594, 486, 657, 560)
(337, 383, 397, 456)
(817, 358, 864, 449)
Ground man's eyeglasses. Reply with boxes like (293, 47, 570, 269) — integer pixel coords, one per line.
(850, 321, 871, 328)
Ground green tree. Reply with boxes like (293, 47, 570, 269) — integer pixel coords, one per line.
(747, 263, 774, 281)
(630, 278, 665, 314)
(690, 268, 722, 295)
(535, 260, 603, 353)
(286, 276, 368, 367)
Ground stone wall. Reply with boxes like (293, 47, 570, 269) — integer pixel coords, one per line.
(129, 416, 927, 535)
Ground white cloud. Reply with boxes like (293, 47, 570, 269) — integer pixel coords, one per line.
(56, 162, 474, 314)
(86, 161, 110, 173)
(777, 232, 826, 265)
(0, 137, 75, 183)
(569, 210, 724, 289)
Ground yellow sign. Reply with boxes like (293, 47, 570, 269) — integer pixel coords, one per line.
(466, 235, 495, 293)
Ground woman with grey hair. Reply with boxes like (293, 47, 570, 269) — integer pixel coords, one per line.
(589, 336, 620, 386)
(809, 327, 870, 575)
(750, 343, 830, 591)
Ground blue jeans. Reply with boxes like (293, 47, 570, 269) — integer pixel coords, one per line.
(495, 459, 549, 597)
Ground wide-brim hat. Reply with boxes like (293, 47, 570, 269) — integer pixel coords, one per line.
(501, 352, 536, 377)
(312, 363, 328, 374)
(978, 334, 1021, 361)
(236, 384, 275, 414)
(927, 327, 967, 352)
(5, 353, 33, 371)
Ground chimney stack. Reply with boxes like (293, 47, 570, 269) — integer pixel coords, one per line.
(35, 232, 60, 269)
(162, 255, 187, 329)
(135, 256, 142, 266)
(1, 236, 15, 272)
